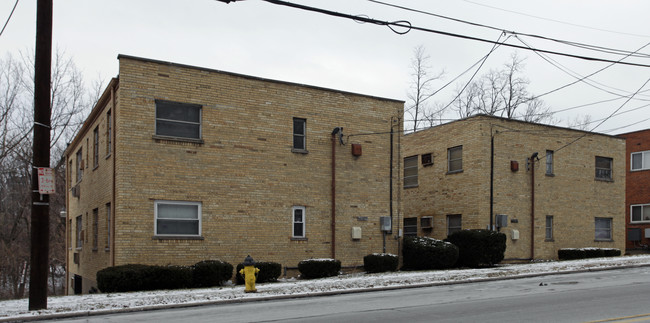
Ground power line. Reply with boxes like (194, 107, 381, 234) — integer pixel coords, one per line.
(0, 0, 20, 38)
(368, 0, 650, 59)
(250, 0, 650, 68)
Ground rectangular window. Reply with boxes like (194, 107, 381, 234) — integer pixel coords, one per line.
(106, 110, 112, 156)
(155, 201, 201, 236)
(545, 150, 554, 175)
(292, 118, 306, 151)
(595, 217, 612, 241)
(448, 146, 463, 173)
(155, 100, 202, 139)
(545, 215, 553, 240)
(93, 127, 99, 168)
(632, 151, 650, 171)
(447, 214, 462, 236)
(595, 156, 613, 180)
(404, 155, 418, 188)
(631, 204, 650, 223)
(76, 149, 83, 182)
(106, 203, 111, 250)
(92, 208, 98, 250)
(76, 215, 83, 248)
(403, 218, 418, 237)
(292, 206, 306, 238)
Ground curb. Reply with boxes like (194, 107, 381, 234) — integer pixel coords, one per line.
(3, 263, 650, 322)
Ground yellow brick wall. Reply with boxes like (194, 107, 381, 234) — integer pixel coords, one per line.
(65, 56, 403, 294)
(403, 115, 626, 260)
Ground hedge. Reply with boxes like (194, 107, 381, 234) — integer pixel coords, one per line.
(402, 237, 459, 270)
(445, 229, 506, 268)
(235, 261, 282, 284)
(558, 248, 621, 260)
(298, 258, 341, 279)
(363, 253, 398, 273)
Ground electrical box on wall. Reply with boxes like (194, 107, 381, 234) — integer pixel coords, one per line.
(380, 216, 391, 232)
(511, 229, 520, 240)
(496, 214, 508, 228)
(351, 144, 362, 157)
(510, 160, 519, 172)
(351, 227, 362, 240)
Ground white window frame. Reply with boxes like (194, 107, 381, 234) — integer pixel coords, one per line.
(76, 149, 83, 182)
(155, 100, 202, 140)
(292, 206, 306, 238)
(595, 217, 612, 241)
(76, 215, 83, 249)
(292, 118, 306, 151)
(106, 110, 112, 156)
(631, 151, 650, 171)
(154, 200, 202, 237)
(631, 204, 650, 223)
(93, 127, 99, 169)
(545, 150, 554, 175)
(403, 155, 418, 188)
(448, 146, 463, 173)
(545, 215, 553, 240)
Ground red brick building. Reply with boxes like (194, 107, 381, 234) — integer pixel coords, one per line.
(619, 129, 650, 251)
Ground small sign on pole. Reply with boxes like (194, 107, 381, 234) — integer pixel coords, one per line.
(37, 167, 55, 194)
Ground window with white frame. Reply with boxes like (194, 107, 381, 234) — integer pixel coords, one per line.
(403, 155, 418, 188)
(631, 204, 650, 223)
(545, 215, 553, 240)
(595, 217, 612, 241)
(106, 110, 112, 156)
(403, 218, 418, 237)
(292, 118, 306, 151)
(447, 214, 462, 236)
(632, 150, 650, 171)
(448, 146, 463, 173)
(76, 149, 83, 182)
(292, 206, 305, 238)
(545, 150, 554, 175)
(93, 127, 99, 169)
(155, 100, 202, 139)
(154, 201, 201, 236)
(595, 156, 613, 180)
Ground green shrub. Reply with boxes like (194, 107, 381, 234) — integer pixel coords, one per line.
(363, 253, 398, 273)
(298, 259, 341, 279)
(558, 248, 621, 260)
(402, 237, 459, 270)
(445, 230, 506, 268)
(235, 261, 283, 284)
(96, 264, 192, 293)
(192, 260, 233, 288)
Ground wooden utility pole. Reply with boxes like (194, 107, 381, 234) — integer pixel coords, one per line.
(29, 0, 52, 310)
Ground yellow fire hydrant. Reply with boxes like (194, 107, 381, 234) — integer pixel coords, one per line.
(239, 255, 260, 293)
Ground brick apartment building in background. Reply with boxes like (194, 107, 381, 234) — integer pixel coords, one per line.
(64, 55, 404, 294)
(402, 115, 626, 260)
(618, 129, 650, 251)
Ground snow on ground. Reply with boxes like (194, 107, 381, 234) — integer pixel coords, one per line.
(2, 255, 650, 321)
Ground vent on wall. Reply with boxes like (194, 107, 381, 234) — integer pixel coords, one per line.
(420, 216, 433, 229)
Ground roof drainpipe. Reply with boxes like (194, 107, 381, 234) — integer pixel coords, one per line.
(331, 127, 342, 259)
(529, 152, 539, 260)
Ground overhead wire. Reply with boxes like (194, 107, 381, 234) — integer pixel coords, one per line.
(258, 0, 650, 68)
(0, 0, 19, 38)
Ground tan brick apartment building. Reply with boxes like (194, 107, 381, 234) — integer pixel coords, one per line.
(402, 115, 626, 260)
(619, 129, 650, 251)
(64, 55, 403, 294)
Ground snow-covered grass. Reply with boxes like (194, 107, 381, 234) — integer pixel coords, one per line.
(2, 255, 650, 321)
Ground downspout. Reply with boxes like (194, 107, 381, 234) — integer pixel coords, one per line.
(386, 120, 394, 253)
(490, 132, 494, 231)
(110, 82, 116, 267)
(331, 128, 338, 259)
(530, 152, 537, 260)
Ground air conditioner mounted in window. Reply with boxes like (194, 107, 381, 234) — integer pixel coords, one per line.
(420, 216, 433, 229)
(71, 185, 80, 198)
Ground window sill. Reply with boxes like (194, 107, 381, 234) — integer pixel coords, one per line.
(104, 247, 110, 252)
(92, 247, 98, 252)
(105, 153, 111, 160)
(545, 239, 554, 242)
(631, 168, 650, 172)
(92, 165, 98, 171)
(290, 237, 308, 241)
(404, 185, 419, 189)
(153, 235, 204, 240)
(152, 135, 204, 145)
(545, 173, 555, 177)
(292, 148, 309, 154)
(595, 178, 613, 182)
(594, 239, 613, 242)
(446, 170, 463, 175)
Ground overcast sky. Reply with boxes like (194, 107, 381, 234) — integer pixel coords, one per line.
(2, 0, 650, 134)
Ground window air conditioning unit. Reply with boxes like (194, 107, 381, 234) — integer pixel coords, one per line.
(420, 216, 433, 229)
(379, 216, 391, 232)
(71, 185, 80, 198)
(645, 228, 650, 239)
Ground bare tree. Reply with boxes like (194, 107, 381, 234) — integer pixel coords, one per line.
(567, 114, 593, 131)
(452, 52, 555, 124)
(0, 50, 101, 299)
(406, 45, 444, 132)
